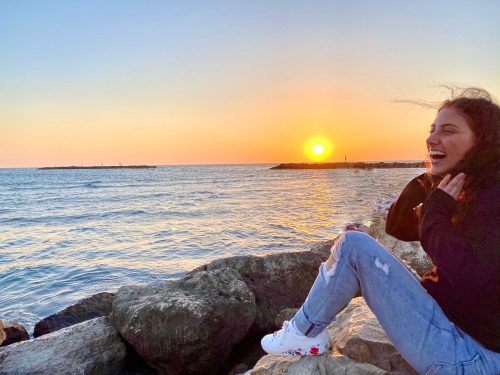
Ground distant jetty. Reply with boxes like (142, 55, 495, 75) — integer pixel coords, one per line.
(38, 165, 156, 170)
(271, 161, 425, 170)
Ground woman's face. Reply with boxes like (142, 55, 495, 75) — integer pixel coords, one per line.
(426, 107, 476, 176)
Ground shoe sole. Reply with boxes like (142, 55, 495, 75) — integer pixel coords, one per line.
(263, 344, 330, 357)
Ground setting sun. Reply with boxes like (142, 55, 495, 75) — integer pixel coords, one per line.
(312, 144, 325, 156)
(304, 137, 333, 162)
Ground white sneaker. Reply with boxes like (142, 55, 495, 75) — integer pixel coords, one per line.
(261, 321, 331, 357)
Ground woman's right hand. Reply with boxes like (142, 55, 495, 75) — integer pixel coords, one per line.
(437, 173, 466, 201)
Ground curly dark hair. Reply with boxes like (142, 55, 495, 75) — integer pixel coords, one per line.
(437, 87, 500, 221)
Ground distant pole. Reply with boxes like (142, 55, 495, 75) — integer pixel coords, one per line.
(344, 155, 347, 162)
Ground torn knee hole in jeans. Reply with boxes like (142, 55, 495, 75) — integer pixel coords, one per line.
(321, 235, 346, 284)
(374, 257, 390, 275)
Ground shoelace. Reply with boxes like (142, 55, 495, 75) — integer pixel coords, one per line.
(274, 320, 290, 345)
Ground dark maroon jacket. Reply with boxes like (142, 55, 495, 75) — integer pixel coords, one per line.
(386, 173, 500, 352)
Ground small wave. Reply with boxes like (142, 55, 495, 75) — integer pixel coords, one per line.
(68, 226, 95, 233)
(83, 181, 104, 188)
(0, 209, 149, 226)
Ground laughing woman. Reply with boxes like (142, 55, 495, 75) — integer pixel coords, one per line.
(261, 88, 500, 374)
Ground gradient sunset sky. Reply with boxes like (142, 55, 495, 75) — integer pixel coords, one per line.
(1, 1, 499, 167)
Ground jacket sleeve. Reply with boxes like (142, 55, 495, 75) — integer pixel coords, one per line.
(385, 173, 430, 241)
(420, 186, 500, 287)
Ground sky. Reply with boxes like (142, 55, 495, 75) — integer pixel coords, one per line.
(1, 1, 500, 167)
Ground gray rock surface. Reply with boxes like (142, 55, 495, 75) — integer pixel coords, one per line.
(247, 353, 388, 375)
(309, 238, 337, 259)
(248, 298, 418, 375)
(188, 250, 325, 333)
(0, 320, 29, 347)
(110, 267, 256, 375)
(0, 321, 4, 343)
(0, 317, 126, 375)
(34, 292, 114, 337)
(329, 298, 417, 374)
(273, 308, 298, 330)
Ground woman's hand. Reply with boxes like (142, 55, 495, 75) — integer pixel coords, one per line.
(437, 173, 466, 200)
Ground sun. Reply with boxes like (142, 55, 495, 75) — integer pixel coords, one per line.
(312, 144, 325, 156)
(304, 137, 333, 161)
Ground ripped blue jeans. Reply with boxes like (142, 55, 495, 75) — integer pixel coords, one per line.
(293, 231, 500, 375)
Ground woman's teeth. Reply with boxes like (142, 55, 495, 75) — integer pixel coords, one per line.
(429, 151, 447, 160)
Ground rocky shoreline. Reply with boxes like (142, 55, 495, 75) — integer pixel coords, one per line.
(38, 165, 156, 170)
(270, 162, 425, 170)
(0, 217, 431, 374)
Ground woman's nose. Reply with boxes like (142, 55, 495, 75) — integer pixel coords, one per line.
(426, 131, 439, 146)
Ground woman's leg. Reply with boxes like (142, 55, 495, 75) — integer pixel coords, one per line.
(288, 231, 496, 374)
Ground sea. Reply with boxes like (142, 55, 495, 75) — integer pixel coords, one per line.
(0, 164, 424, 334)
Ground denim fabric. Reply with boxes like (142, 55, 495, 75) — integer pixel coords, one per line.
(292, 231, 500, 375)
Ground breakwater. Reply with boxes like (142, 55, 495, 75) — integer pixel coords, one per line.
(271, 161, 425, 169)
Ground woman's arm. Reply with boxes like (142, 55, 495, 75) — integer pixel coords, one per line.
(420, 185, 500, 287)
(385, 173, 430, 241)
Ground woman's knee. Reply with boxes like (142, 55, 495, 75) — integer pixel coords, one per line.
(334, 230, 381, 261)
(342, 230, 373, 243)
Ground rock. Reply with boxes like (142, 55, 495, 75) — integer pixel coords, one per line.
(182, 249, 344, 373)
(0, 320, 29, 347)
(0, 317, 127, 375)
(110, 267, 256, 375)
(274, 308, 298, 329)
(247, 298, 417, 374)
(309, 238, 336, 259)
(330, 298, 417, 374)
(188, 251, 326, 333)
(368, 215, 432, 276)
(229, 363, 250, 374)
(247, 353, 388, 375)
(324, 353, 392, 374)
(34, 292, 114, 337)
(344, 223, 371, 233)
(0, 321, 4, 343)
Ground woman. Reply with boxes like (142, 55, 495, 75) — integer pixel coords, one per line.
(261, 88, 500, 374)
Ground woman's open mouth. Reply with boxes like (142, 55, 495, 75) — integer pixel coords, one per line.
(428, 150, 447, 162)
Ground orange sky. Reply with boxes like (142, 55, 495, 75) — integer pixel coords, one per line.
(1, 85, 434, 167)
(2, 1, 499, 168)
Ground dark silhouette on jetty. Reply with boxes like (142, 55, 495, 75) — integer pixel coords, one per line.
(271, 161, 425, 170)
(39, 165, 156, 170)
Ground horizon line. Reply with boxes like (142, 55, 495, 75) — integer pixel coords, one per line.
(0, 159, 427, 170)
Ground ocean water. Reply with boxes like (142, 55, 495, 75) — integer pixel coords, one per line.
(0, 164, 424, 333)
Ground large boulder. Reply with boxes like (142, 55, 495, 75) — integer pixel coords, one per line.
(248, 298, 418, 375)
(329, 298, 417, 374)
(34, 292, 114, 337)
(109, 267, 256, 375)
(0, 320, 29, 347)
(0, 317, 126, 375)
(248, 354, 388, 375)
(188, 250, 326, 333)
